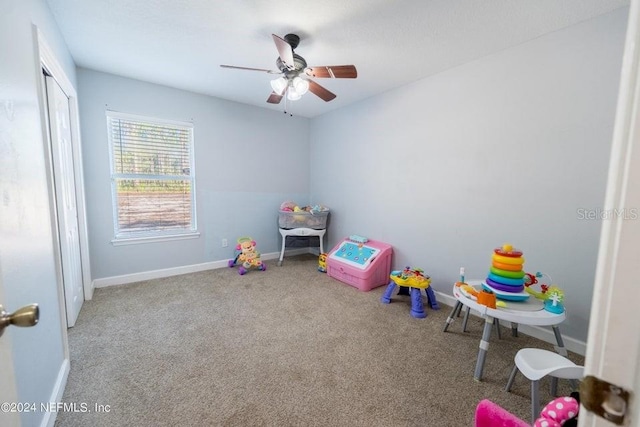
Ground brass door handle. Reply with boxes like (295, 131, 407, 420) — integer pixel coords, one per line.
(0, 304, 39, 337)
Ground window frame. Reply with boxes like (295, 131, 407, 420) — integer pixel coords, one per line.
(106, 110, 198, 245)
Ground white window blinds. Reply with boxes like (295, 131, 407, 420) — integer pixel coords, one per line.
(107, 111, 196, 239)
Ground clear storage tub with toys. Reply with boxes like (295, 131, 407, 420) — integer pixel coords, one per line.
(278, 210, 329, 230)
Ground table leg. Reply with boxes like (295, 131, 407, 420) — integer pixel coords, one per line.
(551, 325, 577, 389)
(410, 288, 426, 318)
(425, 286, 440, 310)
(494, 319, 502, 340)
(474, 316, 494, 381)
(278, 232, 286, 266)
(380, 281, 396, 304)
(443, 301, 462, 332)
(462, 306, 471, 332)
(454, 303, 463, 317)
(552, 325, 568, 357)
(511, 322, 519, 337)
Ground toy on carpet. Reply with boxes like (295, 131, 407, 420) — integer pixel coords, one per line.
(381, 266, 439, 318)
(475, 392, 579, 427)
(534, 395, 579, 427)
(318, 253, 327, 273)
(483, 243, 530, 301)
(326, 236, 393, 291)
(228, 237, 266, 275)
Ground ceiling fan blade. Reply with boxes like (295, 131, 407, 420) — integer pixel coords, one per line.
(305, 65, 357, 79)
(220, 65, 280, 74)
(272, 34, 295, 70)
(308, 80, 336, 102)
(267, 92, 283, 104)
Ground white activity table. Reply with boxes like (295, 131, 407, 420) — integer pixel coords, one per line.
(443, 281, 567, 381)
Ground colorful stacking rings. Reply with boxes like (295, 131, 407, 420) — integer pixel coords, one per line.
(492, 253, 525, 265)
(489, 266, 525, 279)
(485, 244, 528, 298)
(487, 273, 524, 286)
(485, 278, 525, 293)
(493, 247, 523, 257)
(492, 261, 523, 271)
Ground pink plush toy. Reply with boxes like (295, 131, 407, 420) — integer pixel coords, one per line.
(475, 397, 579, 427)
(534, 397, 579, 427)
(474, 399, 529, 427)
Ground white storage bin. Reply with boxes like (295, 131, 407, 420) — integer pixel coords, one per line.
(278, 210, 329, 230)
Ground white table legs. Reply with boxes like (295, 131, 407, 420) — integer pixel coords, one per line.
(278, 228, 326, 266)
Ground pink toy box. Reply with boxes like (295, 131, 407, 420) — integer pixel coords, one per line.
(326, 236, 393, 291)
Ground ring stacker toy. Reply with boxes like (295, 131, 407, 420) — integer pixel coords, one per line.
(381, 267, 439, 318)
(482, 243, 530, 306)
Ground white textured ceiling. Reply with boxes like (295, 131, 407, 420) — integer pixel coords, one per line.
(45, 0, 628, 118)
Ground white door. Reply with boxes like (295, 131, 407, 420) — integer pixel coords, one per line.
(0, 278, 20, 427)
(45, 75, 84, 327)
(579, 0, 640, 425)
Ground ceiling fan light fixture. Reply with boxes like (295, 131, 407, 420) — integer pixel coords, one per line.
(287, 87, 301, 101)
(292, 77, 309, 95)
(270, 77, 287, 94)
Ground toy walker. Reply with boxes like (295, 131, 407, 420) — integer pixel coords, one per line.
(228, 237, 266, 275)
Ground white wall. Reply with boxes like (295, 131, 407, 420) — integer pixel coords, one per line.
(0, 0, 76, 425)
(309, 8, 628, 343)
(77, 69, 311, 280)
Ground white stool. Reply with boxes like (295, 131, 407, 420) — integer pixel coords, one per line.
(505, 348, 583, 424)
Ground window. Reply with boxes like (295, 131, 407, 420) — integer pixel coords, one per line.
(107, 111, 197, 242)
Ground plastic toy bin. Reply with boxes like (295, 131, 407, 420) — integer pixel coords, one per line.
(278, 210, 329, 230)
(327, 238, 393, 291)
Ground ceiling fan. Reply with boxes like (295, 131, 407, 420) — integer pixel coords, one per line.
(220, 33, 357, 104)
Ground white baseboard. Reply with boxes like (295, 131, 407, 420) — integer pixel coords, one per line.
(435, 291, 586, 357)
(41, 358, 70, 427)
(92, 248, 313, 289)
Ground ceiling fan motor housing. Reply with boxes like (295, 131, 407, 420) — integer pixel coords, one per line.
(276, 53, 307, 76)
(283, 33, 300, 49)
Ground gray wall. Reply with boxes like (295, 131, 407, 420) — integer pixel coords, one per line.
(77, 69, 310, 279)
(0, 0, 76, 425)
(309, 8, 628, 342)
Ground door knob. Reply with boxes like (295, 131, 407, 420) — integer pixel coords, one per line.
(0, 304, 39, 338)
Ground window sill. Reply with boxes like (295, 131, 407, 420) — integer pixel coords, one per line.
(111, 232, 200, 246)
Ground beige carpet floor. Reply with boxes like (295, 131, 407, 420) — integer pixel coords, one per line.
(55, 254, 583, 427)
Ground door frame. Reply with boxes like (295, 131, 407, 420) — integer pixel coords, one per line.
(36, 27, 93, 307)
